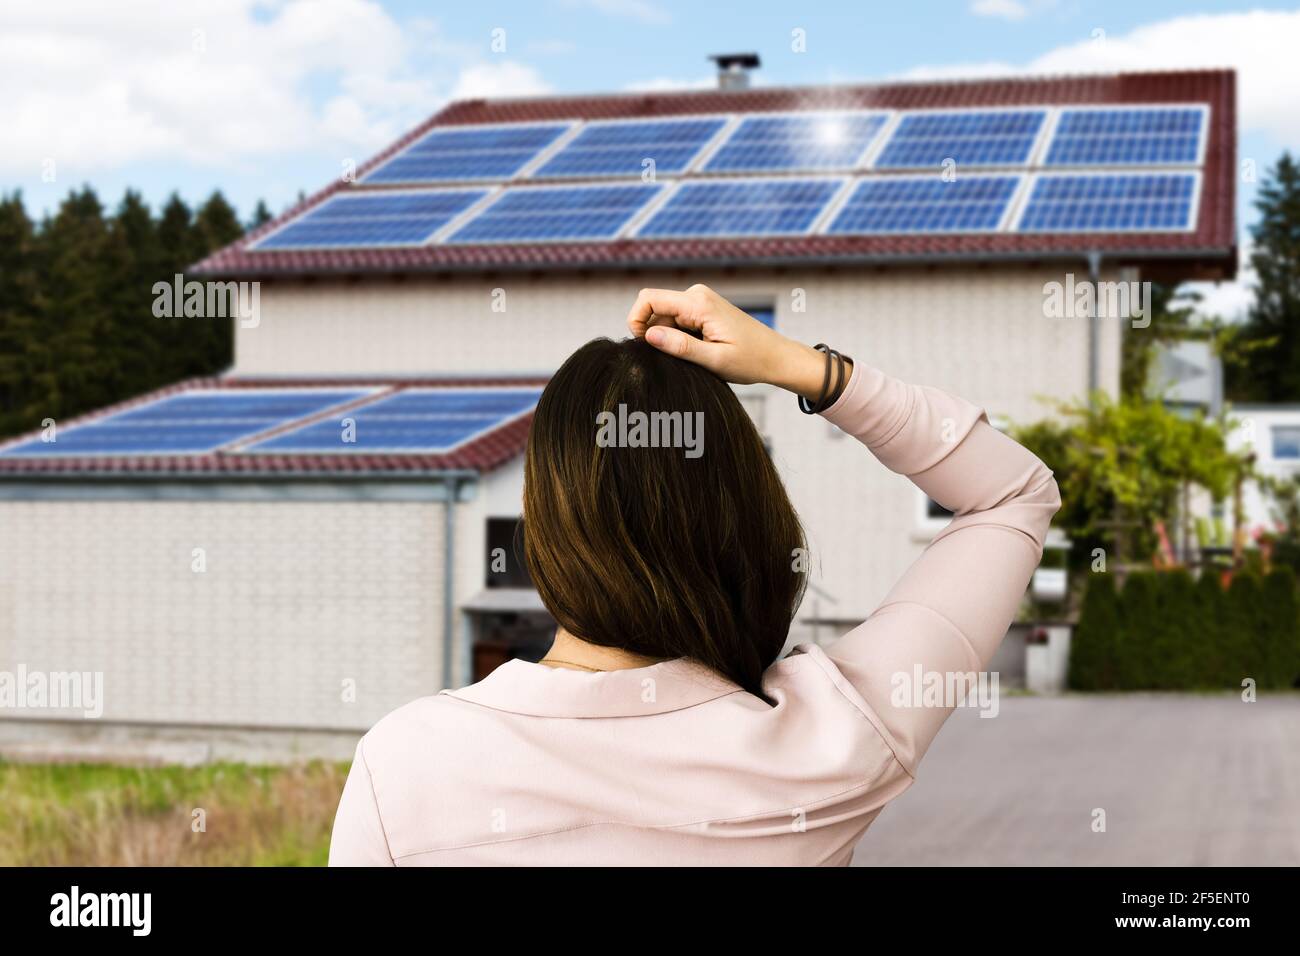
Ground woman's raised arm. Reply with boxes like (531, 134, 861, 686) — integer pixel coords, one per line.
(630, 284, 1061, 772)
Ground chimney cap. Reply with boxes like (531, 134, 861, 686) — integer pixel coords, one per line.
(708, 52, 761, 70)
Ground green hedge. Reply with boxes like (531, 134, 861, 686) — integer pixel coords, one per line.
(1069, 569, 1300, 691)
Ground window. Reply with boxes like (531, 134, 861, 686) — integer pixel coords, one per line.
(743, 305, 775, 328)
(485, 517, 533, 589)
(1272, 425, 1300, 460)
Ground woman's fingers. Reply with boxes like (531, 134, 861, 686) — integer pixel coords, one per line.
(643, 325, 720, 369)
(626, 288, 706, 337)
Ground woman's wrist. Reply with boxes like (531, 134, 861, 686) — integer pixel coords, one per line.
(768, 339, 852, 404)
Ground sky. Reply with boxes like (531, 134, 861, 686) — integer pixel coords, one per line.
(5, 0, 1298, 318)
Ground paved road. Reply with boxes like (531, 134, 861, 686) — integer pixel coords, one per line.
(852, 694, 1300, 866)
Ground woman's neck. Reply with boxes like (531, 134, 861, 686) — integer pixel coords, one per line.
(539, 628, 664, 672)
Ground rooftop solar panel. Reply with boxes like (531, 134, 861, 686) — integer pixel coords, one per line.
(253, 190, 488, 250)
(636, 178, 842, 238)
(443, 183, 663, 243)
(531, 117, 727, 179)
(0, 390, 369, 456)
(874, 110, 1047, 169)
(1015, 173, 1199, 232)
(362, 123, 571, 184)
(1044, 107, 1206, 167)
(826, 175, 1021, 235)
(702, 112, 889, 173)
(245, 388, 542, 453)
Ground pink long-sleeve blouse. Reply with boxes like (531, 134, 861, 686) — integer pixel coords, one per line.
(329, 361, 1061, 866)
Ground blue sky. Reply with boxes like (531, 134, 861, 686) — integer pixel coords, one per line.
(5, 1, 1298, 314)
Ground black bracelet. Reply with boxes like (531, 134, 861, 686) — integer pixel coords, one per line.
(798, 344, 853, 415)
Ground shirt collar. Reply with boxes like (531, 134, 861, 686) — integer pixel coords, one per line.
(442, 656, 743, 718)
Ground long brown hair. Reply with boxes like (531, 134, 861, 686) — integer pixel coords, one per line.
(523, 337, 806, 701)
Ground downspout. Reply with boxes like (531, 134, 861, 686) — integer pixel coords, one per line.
(1086, 250, 1102, 401)
(440, 470, 476, 690)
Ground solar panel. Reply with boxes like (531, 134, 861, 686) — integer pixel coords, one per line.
(362, 123, 571, 184)
(826, 175, 1020, 234)
(1045, 107, 1206, 166)
(701, 112, 889, 173)
(636, 178, 842, 238)
(245, 388, 542, 453)
(874, 110, 1047, 169)
(253, 190, 488, 250)
(443, 184, 663, 243)
(0, 390, 369, 456)
(1015, 173, 1199, 232)
(531, 117, 727, 179)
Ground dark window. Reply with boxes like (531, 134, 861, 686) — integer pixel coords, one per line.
(744, 305, 775, 329)
(1273, 425, 1300, 460)
(486, 517, 533, 589)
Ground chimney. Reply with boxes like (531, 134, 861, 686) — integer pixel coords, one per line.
(708, 53, 760, 90)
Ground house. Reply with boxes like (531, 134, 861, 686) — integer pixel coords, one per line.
(0, 66, 1237, 761)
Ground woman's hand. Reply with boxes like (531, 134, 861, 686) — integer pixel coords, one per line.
(625, 285, 833, 402)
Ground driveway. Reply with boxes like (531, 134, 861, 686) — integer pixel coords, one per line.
(852, 694, 1300, 866)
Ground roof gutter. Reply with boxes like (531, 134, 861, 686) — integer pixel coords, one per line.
(190, 245, 1238, 282)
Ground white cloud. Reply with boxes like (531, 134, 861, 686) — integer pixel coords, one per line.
(0, 0, 548, 180)
(561, 0, 671, 26)
(449, 61, 552, 100)
(970, 0, 1029, 22)
(902, 10, 1300, 147)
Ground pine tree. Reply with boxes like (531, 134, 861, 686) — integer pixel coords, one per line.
(0, 193, 47, 435)
(1228, 153, 1300, 401)
(249, 200, 274, 230)
(37, 187, 115, 420)
(104, 190, 164, 398)
(187, 191, 243, 376)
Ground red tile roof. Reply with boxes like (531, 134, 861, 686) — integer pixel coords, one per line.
(192, 69, 1237, 281)
(0, 376, 544, 479)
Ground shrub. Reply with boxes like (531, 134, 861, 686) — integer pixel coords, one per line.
(1070, 567, 1300, 691)
(1259, 568, 1300, 688)
(1069, 573, 1120, 690)
(1116, 572, 1159, 689)
(1223, 574, 1264, 689)
(1191, 571, 1228, 688)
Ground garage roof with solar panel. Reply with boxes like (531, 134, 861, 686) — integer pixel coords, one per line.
(243, 98, 1212, 253)
(0, 383, 544, 471)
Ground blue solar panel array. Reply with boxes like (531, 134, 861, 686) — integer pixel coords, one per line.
(1016, 173, 1198, 232)
(637, 179, 842, 238)
(874, 110, 1047, 169)
(247, 389, 542, 453)
(245, 103, 1211, 249)
(531, 117, 727, 179)
(362, 123, 571, 184)
(828, 176, 1021, 235)
(444, 183, 662, 243)
(702, 112, 889, 173)
(0, 390, 369, 456)
(254, 190, 488, 249)
(1045, 107, 1205, 167)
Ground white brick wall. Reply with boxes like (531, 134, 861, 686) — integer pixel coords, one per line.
(0, 499, 448, 730)
(241, 268, 1115, 622)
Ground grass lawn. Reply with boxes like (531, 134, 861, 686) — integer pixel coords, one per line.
(0, 760, 349, 866)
